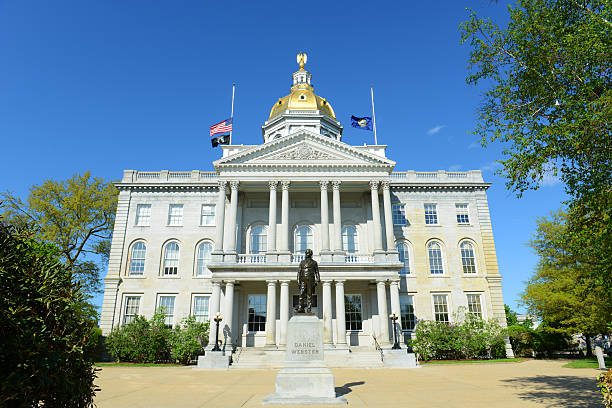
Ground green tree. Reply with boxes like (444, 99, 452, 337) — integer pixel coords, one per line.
(522, 210, 611, 355)
(2, 172, 118, 295)
(460, 0, 611, 293)
(169, 316, 209, 364)
(0, 221, 98, 407)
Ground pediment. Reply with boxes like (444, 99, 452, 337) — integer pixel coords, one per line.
(214, 130, 395, 169)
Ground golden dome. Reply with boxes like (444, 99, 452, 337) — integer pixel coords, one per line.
(268, 53, 336, 120)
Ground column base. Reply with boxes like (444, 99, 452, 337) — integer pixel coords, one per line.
(277, 251, 291, 263)
(266, 252, 279, 263)
(223, 252, 237, 263)
(373, 250, 387, 262)
(319, 250, 334, 263)
(331, 251, 346, 263)
(385, 250, 400, 263)
(211, 251, 224, 262)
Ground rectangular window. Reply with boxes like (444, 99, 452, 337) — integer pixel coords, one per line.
(433, 294, 449, 323)
(135, 204, 151, 226)
(167, 204, 183, 226)
(157, 295, 176, 327)
(424, 203, 438, 225)
(122, 296, 141, 325)
(192, 295, 210, 323)
(247, 294, 266, 332)
(467, 294, 483, 318)
(345, 294, 363, 331)
(400, 294, 416, 331)
(292, 294, 318, 308)
(456, 203, 470, 224)
(200, 204, 215, 226)
(392, 203, 407, 226)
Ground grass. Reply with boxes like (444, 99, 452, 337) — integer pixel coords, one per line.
(95, 362, 183, 367)
(421, 358, 525, 365)
(562, 357, 611, 369)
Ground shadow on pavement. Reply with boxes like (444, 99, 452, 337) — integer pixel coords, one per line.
(335, 381, 365, 397)
(503, 375, 600, 407)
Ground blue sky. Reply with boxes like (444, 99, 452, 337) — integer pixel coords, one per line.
(0, 1, 566, 313)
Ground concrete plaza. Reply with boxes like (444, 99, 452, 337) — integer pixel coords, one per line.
(95, 359, 602, 408)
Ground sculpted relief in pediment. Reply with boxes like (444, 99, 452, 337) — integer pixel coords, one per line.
(266, 144, 340, 161)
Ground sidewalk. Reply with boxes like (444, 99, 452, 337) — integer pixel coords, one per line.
(95, 359, 603, 407)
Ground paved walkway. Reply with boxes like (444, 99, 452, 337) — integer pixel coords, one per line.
(95, 360, 603, 407)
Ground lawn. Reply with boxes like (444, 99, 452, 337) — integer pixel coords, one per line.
(95, 362, 182, 367)
(421, 358, 525, 365)
(562, 357, 611, 369)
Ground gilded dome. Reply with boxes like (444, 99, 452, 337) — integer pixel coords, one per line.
(268, 54, 336, 120)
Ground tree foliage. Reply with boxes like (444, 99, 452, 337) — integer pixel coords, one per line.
(169, 316, 209, 365)
(460, 0, 611, 293)
(522, 210, 611, 338)
(0, 221, 98, 407)
(2, 172, 118, 295)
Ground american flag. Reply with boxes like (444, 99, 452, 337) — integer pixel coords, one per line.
(209, 118, 233, 136)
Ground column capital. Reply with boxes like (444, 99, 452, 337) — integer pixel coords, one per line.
(334, 279, 345, 285)
(376, 279, 388, 286)
(281, 180, 291, 190)
(211, 280, 223, 286)
(279, 279, 290, 285)
(389, 279, 400, 286)
(319, 180, 330, 190)
(321, 280, 333, 285)
(229, 180, 239, 190)
(331, 180, 341, 190)
(269, 180, 279, 190)
(381, 180, 391, 190)
(217, 180, 227, 190)
(369, 180, 380, 191)
(224, 280, 236, 286)
(266, 279, 278, 285)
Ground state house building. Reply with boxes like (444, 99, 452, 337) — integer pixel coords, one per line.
(100, 54, 513, 366)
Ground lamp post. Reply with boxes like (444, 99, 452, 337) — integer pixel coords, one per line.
(389, 312, 401, 350)
(212, 312, 223, 352)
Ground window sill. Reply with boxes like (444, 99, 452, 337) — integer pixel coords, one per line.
(429, 274, 450, 278)
(158, 276, 181, 279)
(457, 223, 472, 227)
(462, 274, 482, 278)
(192, 275, 212, 279)
(134, 225, 150, 228)
(124, 275, 146, 279)
(199, 224, 215, 227)
(425, 224, 442, 227)
(166, 225, 183, 227)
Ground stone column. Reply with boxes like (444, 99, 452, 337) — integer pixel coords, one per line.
(279, 181, 290, 260)
(389, 280, 401, 331)
(224, 281, 235, 345)
(213, 180, 227, 253)
(322, 280, 333, 346)
(279, 280, 290, 347)
(208, 281, 222, 348)
(376, 280, 390, 346)
(332, 181, 343, 254)
(369, 181, 384, 254)
(268, 181, 278, 255)
(225, 181, 239, 253)
(319, 180, 330, 254)
(381, 180, 397, 255)
(265, 280, 277, 348)
(335, 280, 347, 347)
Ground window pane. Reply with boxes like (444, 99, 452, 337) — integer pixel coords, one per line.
(433, 294, 449, 323)
(168, 204, 183, 226)
(345, 294, 363, 331)
(158, 296, 175, 327)
(163, 242, 179, 275)
(129, 242, 146, 275)
(396, 242, 410, 275)
(123, 296, 141, 325)
(467, 294, 482, 317)
(201, 204, 215, 225)
(428, 242, 444, 274)
(294, 225, 313, 253)
(196, 242, 213, 276)
(250, 225, 268, 254)
(392, 203, 406, 226)
(248, 294, 267, 331)
(460, 241, 477, 274)
(455, 203, 470, 224)
(341, 226, 358, 254)
(400, 295, 416, 330)
(424, 203, 438, 225)
(193, 296, 210, 322)
(136, 204, 151, 226)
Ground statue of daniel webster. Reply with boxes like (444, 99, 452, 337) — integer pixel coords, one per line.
(296, 249, 320, 313)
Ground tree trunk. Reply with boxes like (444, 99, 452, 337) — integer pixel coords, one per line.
(585, 334, 593, 357)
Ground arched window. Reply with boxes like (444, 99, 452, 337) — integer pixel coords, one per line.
(163, 241, 180, 275)
(396, 241, 410, 275)
(294, 225, 313, 253)
(427, 241, 444, 274)
(342, 225, 359, 254)
(460, 241, 477, 274)
(129, 241, 146, 275)
(250, 225, 268, 254)
(195, 241, 213, 276)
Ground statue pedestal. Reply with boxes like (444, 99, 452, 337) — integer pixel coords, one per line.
(263, 314, 347, 405)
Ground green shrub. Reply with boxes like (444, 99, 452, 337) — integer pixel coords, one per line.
(169, 316, 209, 364)
(106, 312, 171, 363)
(412, 314, 507, 361)
(598, 369, 612, 408)
(0, 223, 98, 407)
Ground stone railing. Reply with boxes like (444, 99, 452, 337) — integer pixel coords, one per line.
(237, 254, 266, 264)
(121, 170, 218, 183)
(390, 170, 484, 183)
(291, 254, 305, 263)
(345, 254, 374, 263)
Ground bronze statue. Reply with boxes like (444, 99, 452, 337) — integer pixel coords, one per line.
(296, 249, 320, 313)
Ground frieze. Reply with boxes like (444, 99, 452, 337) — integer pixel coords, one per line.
(270, 145, 338, 161)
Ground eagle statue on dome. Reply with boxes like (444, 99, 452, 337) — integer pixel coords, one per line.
(297, 52, 307, 69)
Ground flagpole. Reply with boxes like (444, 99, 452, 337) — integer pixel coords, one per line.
(370, 86, 378, 145)
(229, 83, 235, 145)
